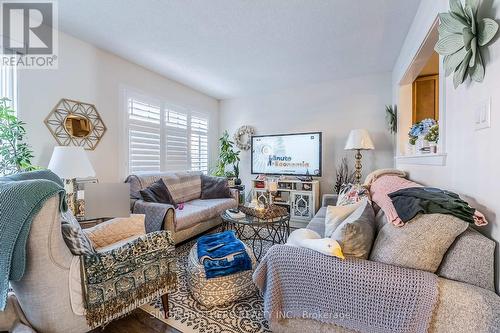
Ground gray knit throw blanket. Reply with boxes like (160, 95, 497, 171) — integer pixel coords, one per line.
(0, 170, 66, 311)
(253, 245, 439, 333)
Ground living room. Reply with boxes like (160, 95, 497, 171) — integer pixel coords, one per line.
(1, 0, 499, 332)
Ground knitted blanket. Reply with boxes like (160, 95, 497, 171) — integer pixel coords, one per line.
(0, 170, 66, 311)
(253, 245, 439, 333)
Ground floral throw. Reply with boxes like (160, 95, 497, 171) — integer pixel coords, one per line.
(81, 230, 177, 328)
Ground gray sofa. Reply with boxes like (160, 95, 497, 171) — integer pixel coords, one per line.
(126, 171, 237, 244)
(269, 194, 500, 333)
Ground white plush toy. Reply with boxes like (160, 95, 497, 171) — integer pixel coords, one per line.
(286, 228, 345, 259)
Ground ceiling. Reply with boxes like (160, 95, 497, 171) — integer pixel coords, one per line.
(57, 0, 421, 99)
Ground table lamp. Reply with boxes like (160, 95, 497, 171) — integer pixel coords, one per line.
(48, 146, 95, 214)
(344, 129, 375, 184)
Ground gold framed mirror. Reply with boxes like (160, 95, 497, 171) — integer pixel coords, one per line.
(45, 98, 106, 150)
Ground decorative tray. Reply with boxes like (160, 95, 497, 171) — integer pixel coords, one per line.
(238, 204, 288, 220)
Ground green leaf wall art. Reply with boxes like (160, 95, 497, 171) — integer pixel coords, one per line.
(435, 0, 498, 88)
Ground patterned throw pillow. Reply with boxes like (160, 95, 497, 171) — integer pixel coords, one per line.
(61, 210, 96, 255)
(337, 183, 369, 206)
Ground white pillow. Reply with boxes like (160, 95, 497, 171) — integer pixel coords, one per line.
(324, 201, 363, 237)
(286, 228, 344, 259)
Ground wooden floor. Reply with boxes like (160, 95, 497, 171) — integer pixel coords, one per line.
(91, 309, 181, 333)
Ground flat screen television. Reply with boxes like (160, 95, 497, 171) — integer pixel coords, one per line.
(251, 132, 322, 176)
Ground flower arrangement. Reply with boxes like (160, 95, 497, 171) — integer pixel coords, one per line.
(408, 118, 437, 145)
(424, 124, 439, 143)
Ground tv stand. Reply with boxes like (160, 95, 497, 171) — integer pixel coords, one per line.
(251, 178, 320, 228)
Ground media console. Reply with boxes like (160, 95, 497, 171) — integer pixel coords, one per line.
(250, 178, 320, 228)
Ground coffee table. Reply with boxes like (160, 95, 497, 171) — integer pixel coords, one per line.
(220, 210, 290, 261)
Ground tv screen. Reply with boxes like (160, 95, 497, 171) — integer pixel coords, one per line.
(251, 132, 322, 176)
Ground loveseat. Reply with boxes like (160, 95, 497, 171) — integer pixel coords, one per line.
(126, 171, 237, 244)
(259, 178, 500, 333)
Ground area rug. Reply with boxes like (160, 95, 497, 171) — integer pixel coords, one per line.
(141, 235, 273, 333)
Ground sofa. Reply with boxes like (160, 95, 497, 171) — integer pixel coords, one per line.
(264, 190, 500, 332)
(126, 171, 238, 244)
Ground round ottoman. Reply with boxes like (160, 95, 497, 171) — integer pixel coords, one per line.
(186, 243, 258, 307)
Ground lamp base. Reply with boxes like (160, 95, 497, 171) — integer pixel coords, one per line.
(354, 149, 363, 185)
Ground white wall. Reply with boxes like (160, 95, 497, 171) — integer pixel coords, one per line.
(17, 31, 219, 182)
(393, 0, 500, 293)
(219, 72, 395, 196)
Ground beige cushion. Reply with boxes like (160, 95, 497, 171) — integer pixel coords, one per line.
(175, 198, 237, 231)
(370, 213, 468, 272)
(84, 214, 145, 249)
(437, 228, 496, 291)
(127, 171, 202, 204)
(163, 172, 202, 203)
(95, 235, 142, 252)
(331, 200, 375, 259)
(324, 201, 362, 237)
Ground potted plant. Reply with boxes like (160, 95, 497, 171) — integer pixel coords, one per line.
(0, 98, 37, 175)
(213, 131, 241, 184)
(424, 124, 439, 153)
(408, 118, 437, 155)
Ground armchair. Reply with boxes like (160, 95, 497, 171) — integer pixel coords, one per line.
(8, 195, 176, 333)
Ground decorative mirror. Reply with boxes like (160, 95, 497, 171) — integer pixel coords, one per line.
(45, 98, 106, 150)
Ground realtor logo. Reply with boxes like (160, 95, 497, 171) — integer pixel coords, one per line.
(1, 1, 58, 68)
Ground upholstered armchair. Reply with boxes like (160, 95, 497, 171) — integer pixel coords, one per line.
(6, 195, 176, 333)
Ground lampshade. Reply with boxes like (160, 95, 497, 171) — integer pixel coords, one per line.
(48, 146, 96, 179)
(344, 129, 375, 150)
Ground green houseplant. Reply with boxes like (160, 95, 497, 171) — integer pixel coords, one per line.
(213, 131, 241, 182)
(0, 98, 37, 175)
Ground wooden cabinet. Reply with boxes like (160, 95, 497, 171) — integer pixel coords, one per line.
(412, 75, 439, 123)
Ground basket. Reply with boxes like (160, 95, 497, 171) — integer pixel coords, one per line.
(239, 204, 288, 220)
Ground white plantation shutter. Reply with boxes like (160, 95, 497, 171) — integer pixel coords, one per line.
(127, 97, 162, 173)
(190, 113, 209, 173)
(164, 107, 189, 171)
(124, 90, 210, 174)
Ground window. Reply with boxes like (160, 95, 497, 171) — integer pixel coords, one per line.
(1, 65, 17, 111)
(0, 66, 17, 176)
(125, 91, 210, 174)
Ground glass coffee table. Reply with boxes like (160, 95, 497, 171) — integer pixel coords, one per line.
(221, 209, 290, 261)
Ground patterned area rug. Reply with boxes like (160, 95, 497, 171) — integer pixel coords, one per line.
(141, 235, 273, 333)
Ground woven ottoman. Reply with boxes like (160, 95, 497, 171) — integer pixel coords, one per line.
(186, 243, 258, 307)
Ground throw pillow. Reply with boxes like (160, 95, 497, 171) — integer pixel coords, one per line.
(140, 178, 177, 208)
(369, 213, 468, 273)
(324, 201, 362, 237)
(369, 175, 422, 226)
(61, 210, 96, 255)
(337, 183, 369, 206)
(201, 175, 233, 199)
(286, 228, 344, 259)
(331, 199, 375, 259)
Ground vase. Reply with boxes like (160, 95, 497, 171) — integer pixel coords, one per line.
(416, 135, 430, 154)
(429, 142, 438, 154)
(406, 143, 416, 155)
(235, 178, 242, 186)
